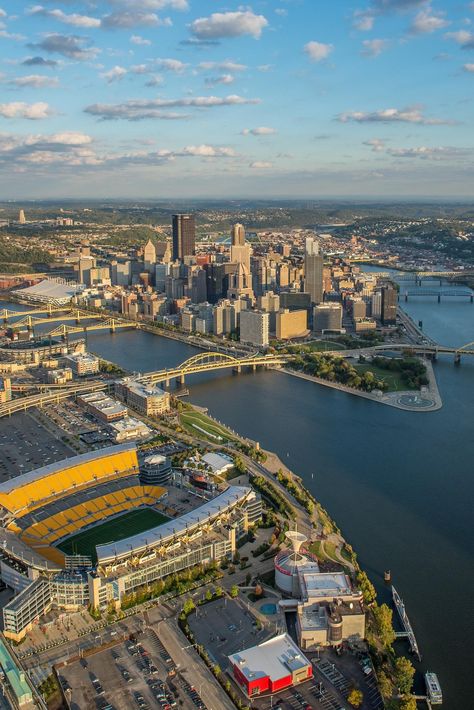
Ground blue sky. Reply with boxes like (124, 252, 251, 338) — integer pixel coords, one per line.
(1, 0, 474, 199)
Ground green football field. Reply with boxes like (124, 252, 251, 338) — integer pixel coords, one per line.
(57, 508, 169, 562)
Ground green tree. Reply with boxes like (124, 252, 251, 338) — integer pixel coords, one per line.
(205, 589, 213, 601)
(394, 656, 415, 695)
(233, 456, 246, 474)
(377, 670, 394, 700)
(398, 696, 417, 710)
(373, 603, 396, 648)
(183, 598, 195, 616)
(356, 571, 376, 604)
(347, 688, 363, 708)
(230, 585, 239, 598)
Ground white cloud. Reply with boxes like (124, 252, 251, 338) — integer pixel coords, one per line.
(242, 126, 277, 136)
(198, 60, 247, 72)
(28, 6, 101, 29)
(445, 30, 474, 49)
(410, 6, 449, 34)
(0, 101, 53, 119)
(362, 38, 389, 56)
(205, 74, 235, 87)
(29, 33, 100, 60)
(101, 12, 170, 29)
(84, 94, 261, 120)
(189, 11, 268, 40)
(463, 63, 474, 72)
(180, 145, 236, 157)
(130, 35, 152, 45)
(249, 161, 273, 169)
(387, 145, 467, 160)
(338, 106, 452, 125)
(155, 58, 187, 72)
(100, 65, 127, 83)
(304, 41, 333, 62)
(10, 74, 59, 88)
(353, 10, 375, 31)
(363, 138, 386, 152)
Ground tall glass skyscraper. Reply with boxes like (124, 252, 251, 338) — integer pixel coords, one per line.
(172, 214, 195, 262)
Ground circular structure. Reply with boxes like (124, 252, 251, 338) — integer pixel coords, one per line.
(285, 530, 307, 554)
(274, 547, 316, 596)
(140, 454, 172, 485)
(397, 394, 435, 409)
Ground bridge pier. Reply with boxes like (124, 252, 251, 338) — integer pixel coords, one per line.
(110, 319, 116, 333)
(437, 293, 441, 303)
(454, 352, 461, 365)
(471, 294, 473, 303)
(179, 374, 185, 385)
(405, 293, 408, 302)
(252, 364, 257, 372)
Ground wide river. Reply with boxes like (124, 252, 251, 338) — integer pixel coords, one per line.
(2, 277, 473, 708)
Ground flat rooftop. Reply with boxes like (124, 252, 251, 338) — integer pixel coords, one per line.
(299, 571, 352, 600)
(228, 633, 310, 683)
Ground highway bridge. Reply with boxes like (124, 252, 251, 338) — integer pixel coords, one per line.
(137, 351, 288, 386)
(330, 342, 474, 363)
(395, 270, 474, 283)
(0, 381, 107, 418)
(1, 305, 73, 321)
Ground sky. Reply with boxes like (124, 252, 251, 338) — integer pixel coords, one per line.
(1, 0, 474, 199)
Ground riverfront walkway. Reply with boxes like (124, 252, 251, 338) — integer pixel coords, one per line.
(278, 360, 442, 412)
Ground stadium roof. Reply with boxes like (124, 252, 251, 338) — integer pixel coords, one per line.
(0, 443, 136, 494)
(96, 485, 251, 564)
(228, 633, 311, 683)
(12, 278, 83, 304)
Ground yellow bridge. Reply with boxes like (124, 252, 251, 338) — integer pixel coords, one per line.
(137, 351, 287, 386)
(1, 306, 136, 337)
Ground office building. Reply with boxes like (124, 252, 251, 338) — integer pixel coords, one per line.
(18, 209, 26, 224)
(109, 417, 151, 443)
(258, 291, 280, 332)
(0, 376, 12, 404)
(77, 392, 127, 422)
(143, 239, 156, 272)
(115, 378, 170, 416)
(64, 353, 99, 376)
(230, 223, 251, 272)
(304, 237, 324, 305)
(276, 309, 308, 340)
(240, 310, 269, 348)
(313, 303, 343, 333)
(172, 214, 195, 261)
(111, 260, 131, 287)
(381, 285, 397, 325)
(227, 263, 254, 301)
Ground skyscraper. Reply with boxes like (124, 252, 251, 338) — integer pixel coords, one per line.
(143, 239, 156, 272)
(18, 209, 26, 224)
(230, 222, 251, 272)
(231, 223, 246, 246)
(172, 214, 195, 262)
(381, 285, 397, 325)
(304, 237, 324, 305)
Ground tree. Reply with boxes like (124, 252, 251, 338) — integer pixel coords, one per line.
(373, 603, 395, 648)
(205, 589, 213, 602)
(377, 670, 393, 700)
(347, 688, 363, 708)
(233, 456, 246, 474)
(183, 598, 195, 616)
(398, 696, 417, 710)
(356, 570, 376, 605)
(394, 656, 415, 695)
(230, 585, 239, 598)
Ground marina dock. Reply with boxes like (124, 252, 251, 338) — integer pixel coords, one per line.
(392, 585, 422, 661)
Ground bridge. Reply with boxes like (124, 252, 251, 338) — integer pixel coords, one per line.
(5, 310, 105, 330)
(1, 304, 73, 322)
(43, 319, 136, 338)
(0, 381, 107, 418)
(333, 341, 474, 364)
(400, 289, 473, 302)
(137, 351, 287, 386)
(396, 270, 474, 284)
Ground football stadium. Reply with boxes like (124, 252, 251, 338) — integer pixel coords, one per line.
(0, 444, 261, 641)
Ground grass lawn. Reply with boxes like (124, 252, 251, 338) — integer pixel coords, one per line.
(355, 363, 414, 391)
(57, 508, 169, 562)
(306, 340, 346, 352)
(180, 410, 236, 443)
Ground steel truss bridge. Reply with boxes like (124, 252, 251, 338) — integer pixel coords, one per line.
(395, 270, 474, 283)
(337, 342, 474, 364)
(1, 306, 137, 337)
(0, 381, 107, 418)
(400, 289, 473, 302)
(138, 351, 287, 386)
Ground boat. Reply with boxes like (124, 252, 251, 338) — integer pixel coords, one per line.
(425, 672, 443, 705)
(392, 585, 422, 661)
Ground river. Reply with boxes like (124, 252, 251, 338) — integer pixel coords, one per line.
(2, 287, 473, 708)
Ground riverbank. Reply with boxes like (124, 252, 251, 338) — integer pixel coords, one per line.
(277, 360, 442, 412)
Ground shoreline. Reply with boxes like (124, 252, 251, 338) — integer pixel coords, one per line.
(276, 361, 442, 412)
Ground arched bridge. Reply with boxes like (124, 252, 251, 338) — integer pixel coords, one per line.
(138, 351, 287, 386)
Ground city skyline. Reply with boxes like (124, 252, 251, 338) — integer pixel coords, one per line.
(1, 0, 474, 198)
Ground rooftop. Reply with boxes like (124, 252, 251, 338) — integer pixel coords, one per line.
(299, 571, 352, 601)
(228, 633, 311, 683)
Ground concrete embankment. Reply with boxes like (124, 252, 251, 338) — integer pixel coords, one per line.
(277, 363, 442, 412)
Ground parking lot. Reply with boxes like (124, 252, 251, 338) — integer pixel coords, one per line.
(250, 647, 384, 710)
(59, 628, 208, 710)
(0, 411, 74, 479)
